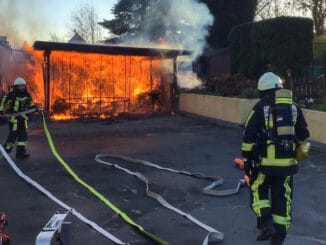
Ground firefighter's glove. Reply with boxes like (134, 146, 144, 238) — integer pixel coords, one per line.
(296, 141, 310, 161)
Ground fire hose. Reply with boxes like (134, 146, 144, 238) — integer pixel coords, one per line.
(41, 111, 239, 244)
(1, 109, 247, 244)
(0, 144, 127, 245)
(92, 153, 246, 197)
(40, 112, 168, 245)
(1, 109, 164, 244)
(0, 108, 38, 118)
(95, 154, 224, 244)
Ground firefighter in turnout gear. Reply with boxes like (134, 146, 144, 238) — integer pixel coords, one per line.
(241, 72, 309, 245)
(1, 77, 36, 159)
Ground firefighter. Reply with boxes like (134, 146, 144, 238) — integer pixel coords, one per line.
(241, 72, 309, 245)
(1, 77, 36, 159)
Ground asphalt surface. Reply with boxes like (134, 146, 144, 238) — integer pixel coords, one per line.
(0, 114, 325, 245)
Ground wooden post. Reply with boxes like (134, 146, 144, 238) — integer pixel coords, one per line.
(69, 56, 72, 117)
(150, 58, 154, 111)
(124, 56, 127, 112)
(100, 55, 103, 115)
(172, 57, 178, 113)
(43, 50, 51, 111)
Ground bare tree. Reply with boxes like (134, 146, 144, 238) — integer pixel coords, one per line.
(68, 3, 103, 44)
(49, 33, 62, 42)
(255, 0, 295, 20)
(295, 0, 326, 35)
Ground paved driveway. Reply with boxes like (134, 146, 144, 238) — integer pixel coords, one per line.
(1, 115, 325, 244)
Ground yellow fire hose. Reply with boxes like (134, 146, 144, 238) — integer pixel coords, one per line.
(1, 109, 242, 244)
(41, 112, 168, 245)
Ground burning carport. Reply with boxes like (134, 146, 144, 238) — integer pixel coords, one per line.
(33, 41, 191, 119)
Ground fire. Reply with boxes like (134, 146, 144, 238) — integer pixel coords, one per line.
(133, 86, 146, 97)
(17, 43, 174, 120)
(0, 42, 44, 104)
(51, 113, 78, 121)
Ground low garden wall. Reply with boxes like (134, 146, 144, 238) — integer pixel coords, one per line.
(179, 93, 326, 144)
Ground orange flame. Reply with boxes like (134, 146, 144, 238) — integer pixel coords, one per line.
(17, 43, 174, 120)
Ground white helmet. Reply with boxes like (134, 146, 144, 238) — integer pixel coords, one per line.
(257, 72, 283, 91)
(13, 77, 26, 86)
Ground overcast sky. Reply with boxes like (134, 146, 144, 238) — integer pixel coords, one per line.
(0, 0, 118, 47)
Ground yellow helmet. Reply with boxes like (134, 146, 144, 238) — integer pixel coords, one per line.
(13, 77, 26, 86)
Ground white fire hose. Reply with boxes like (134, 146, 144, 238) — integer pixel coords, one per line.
(0, 145, 128, 245)
(1, 108, 246, 244)
(0, 108, 38, 118)
(95, 153, 236, 244)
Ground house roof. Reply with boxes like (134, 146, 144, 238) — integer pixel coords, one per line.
(33, 41, 192, 58)
(68, 32, 87, 44)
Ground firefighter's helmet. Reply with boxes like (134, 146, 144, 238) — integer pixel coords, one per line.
(257, 72, 283, 91)
(13, 77, 26, 86)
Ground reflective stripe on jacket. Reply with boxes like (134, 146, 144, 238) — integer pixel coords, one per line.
(242, 93, 309, 176)
(3, 91, 35, 118)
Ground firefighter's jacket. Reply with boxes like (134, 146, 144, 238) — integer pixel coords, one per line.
(1, 90, 35, 120)
(241, 94, 309, 176)
(0, 95, 7, 114)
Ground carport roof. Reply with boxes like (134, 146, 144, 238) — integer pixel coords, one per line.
(33, 41, 192, 58)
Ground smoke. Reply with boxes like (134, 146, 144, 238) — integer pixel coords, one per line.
(0, 1, 20, 48)
(0, 0, 50, 48)
(177, 71, 202, 89)
(0, 0, 48, 94)
(120, 0, 213, 89)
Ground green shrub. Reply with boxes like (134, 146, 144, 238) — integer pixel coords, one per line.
(206, 74, 257, 96)
(313, 34, 326, 62)
(229, 17, 313, 79)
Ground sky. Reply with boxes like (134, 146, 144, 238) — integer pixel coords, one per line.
(0, 0, 118, 47)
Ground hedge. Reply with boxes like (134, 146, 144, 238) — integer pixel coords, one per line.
(229, 17, 313, 79)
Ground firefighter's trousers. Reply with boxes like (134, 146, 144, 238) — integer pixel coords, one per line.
(4, 117, 28, 155)
(250, 171, 293, 237)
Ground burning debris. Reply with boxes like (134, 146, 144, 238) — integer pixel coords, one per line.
(1, 0, 212, 121)
(30, 41, 191, 120)
(2, 39, 191, 121)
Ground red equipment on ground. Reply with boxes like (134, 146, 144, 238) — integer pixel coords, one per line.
(0, 212, 10, 245)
